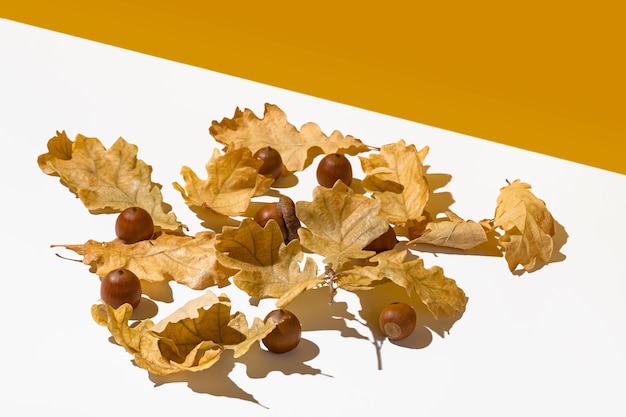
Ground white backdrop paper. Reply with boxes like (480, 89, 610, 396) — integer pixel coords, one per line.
(1, 19, 625, 417)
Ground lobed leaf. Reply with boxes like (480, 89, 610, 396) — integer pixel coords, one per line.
(92, 292, 275, 376)
(408, 210, 489, 250)
(215, 218, 321, 306)
(372, 250, 467, 318)
(59, 231, 231, 290)
(37, 131, 182, 231)
(359, 139, 430, 226)
(295, 181, 390, 269)
(209, 103, 370, 173)
(173, 146, 273, 216)
(494, 179, 555, 272)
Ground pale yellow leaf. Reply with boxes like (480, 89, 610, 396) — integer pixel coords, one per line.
(59, 231, 231, 290)
(37, 131, 182, 231)
(92, 292, 275, 376)
(359, 139, 430, 225)
(295, 181, 390, 269)
(173, 146, 273, 216)
(408, 210, 489, 250)
(209, 103, 370, 173)
(494, 180, 555, 271)
(215, 218, 321, 306)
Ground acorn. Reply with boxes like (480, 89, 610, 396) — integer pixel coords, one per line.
(379, 302, 417, 340)
(262, 309, 302, 353)
(316, 153, 353, 188)
(364, 226, 398, 253)
(100, 268, 142, 309)
(115, 206, 154, 244)
(253, 195, 301, 243)
(253, 146, 283, 180)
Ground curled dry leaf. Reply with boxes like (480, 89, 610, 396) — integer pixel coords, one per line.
(209, 103, 371, 173)
(37, 131, 182, 231)
(494, 179, 555, 272)
(295, 181, 390, 270)
(58, 231, 231, 290)
(408, 210, 490, 250)
(91, 292, 275, 376)
(215, 218, 321, 307)
(359, 139, 430, 226)
(173, 146, 273, 216)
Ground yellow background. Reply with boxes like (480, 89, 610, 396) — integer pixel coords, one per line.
(3, 1, 624, 174)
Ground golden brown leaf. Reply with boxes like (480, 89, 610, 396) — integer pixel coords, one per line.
(342, 250, 467, 318)
(215, 218, 321, 307)
(37, 130, 73, 175)
(209, 103, 370, 173)
(295, 181, 390, 269)
(173, 146, 273, 216)
(37, 131, 182, 231)
(91, 292, 275, 376)
(359, 139, 430, 226)
(494, 179, 555, 272)
(408, 210, 489, 250)
(59, 231, 231, 290)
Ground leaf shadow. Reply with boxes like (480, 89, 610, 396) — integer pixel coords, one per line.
(287, 287, 370, 341)
(423, 168, 455, 217)
(187, 205, 240, 233)
(353, 280, 466, 370)
(270, 172, 299, 189)
(148, 350, 270, 408)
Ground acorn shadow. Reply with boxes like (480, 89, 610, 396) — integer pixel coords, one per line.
(236, 338, 329, 379)
(353, 280, 466, 370)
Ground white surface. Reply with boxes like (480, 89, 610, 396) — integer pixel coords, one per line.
(1, 18, 625, 416)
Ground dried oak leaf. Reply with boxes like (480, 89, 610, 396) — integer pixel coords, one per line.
(173, 146, 273, 216)
(209, 103, 370, 173)
(494, 179, 555, 272)
(215, 218, 321, 308)
(408, 210, 489, 250)
(58, 231, 231, 290)
(37, 131, 181, 231)
(343, 250, 467, 318)
(91, 292, 275, 376)
(359, 139, 430, 226)
(295, 181, 390, 270)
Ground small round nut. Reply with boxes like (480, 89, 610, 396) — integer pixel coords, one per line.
(253, 195, 301, 243)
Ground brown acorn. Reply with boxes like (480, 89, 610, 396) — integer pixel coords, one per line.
(253, 146, 283, 180)
(262, 309, 302, 353)
(253, 195, 301, 243)
(115, 206, 154, 244)
(100, 268, 142, 309)
(316, 153, 353, 188)
(379, 302, 417, 340)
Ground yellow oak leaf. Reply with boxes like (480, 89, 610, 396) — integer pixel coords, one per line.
(215, 218, 321, 307)
(295, 181, 390, 269)
(173, 146, 273, 216)
(369, 250, 467, 318)
(37, 131, 182, 231)
(408, 210, 489, 250)
(494, 179, 555, 272)
(91, 292, 275, 376)
(58, 231, 231, 290)
(359, 139, 430, 226)
(209, 103, 371, 173)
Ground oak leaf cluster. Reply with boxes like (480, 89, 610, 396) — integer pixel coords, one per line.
(38, 103, 558, 375)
